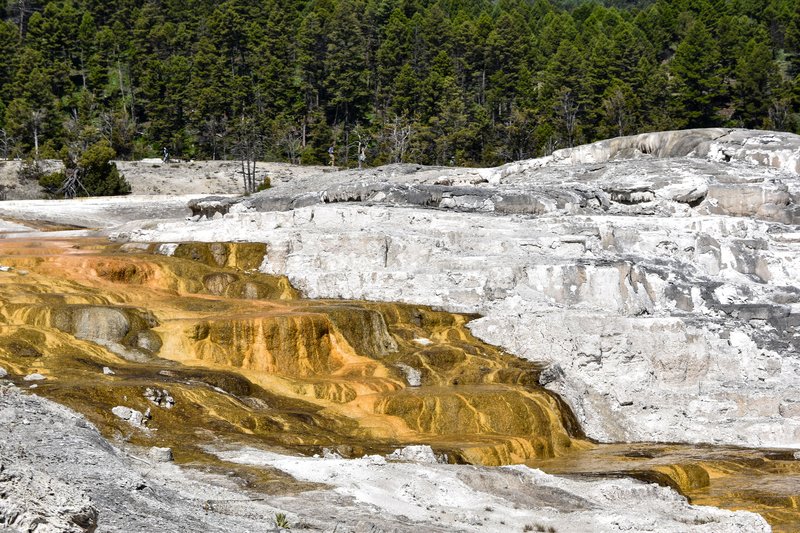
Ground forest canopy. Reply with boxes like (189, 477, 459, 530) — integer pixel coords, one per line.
(1, 0, 799, 167)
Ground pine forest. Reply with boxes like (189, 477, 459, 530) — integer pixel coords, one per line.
(1, 0, 799, 167)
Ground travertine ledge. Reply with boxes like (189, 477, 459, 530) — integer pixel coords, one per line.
(117, 128, 800, 449)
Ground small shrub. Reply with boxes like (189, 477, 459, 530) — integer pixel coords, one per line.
(79, 140, 131, 196)
(38, 171, 65, 196)
(256, 176, 271, 192)
(274, 512, 290, 529)
(523, 525, 547, 533)
(17, 159, 45, 181)
(0, 183, 15, 200)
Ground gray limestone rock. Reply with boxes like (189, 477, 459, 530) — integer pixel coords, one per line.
(45, 305, 161, 352)
(0, 461, 98, 533)
(395, 364, 422, 387)
(72, 307, 130, 342)
(148, 447, 174, 463)
(144, 388, 175, 409)
(386, 445, 439, 464)
(0, 375, 326, 532)
(111, 406, 148, 428)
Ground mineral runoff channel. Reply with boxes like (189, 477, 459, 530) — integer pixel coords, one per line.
(0, 237, 797, 531)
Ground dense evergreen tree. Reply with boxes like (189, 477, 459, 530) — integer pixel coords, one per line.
(734, 38, 781, 127)
(0, 0, 799, 168)
(39, 139, 130, 197)
(670, 20, 725, 128)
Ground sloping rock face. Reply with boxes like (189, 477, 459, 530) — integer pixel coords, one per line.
(119, 129, 800, 449)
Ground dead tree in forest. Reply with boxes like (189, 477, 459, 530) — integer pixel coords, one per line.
(351, 125, 369, 170)
(31, 109, 45, 160)
(55, 147, 89, 199)
(232, 115, 262, 194)
(11, 0, 37, 39)
(0, 129, 13, 159)
(386, 116, 413, 164)
(557, 88, 579, 148)
(60, 166, 89, 199)
(277, 122, 302, 164)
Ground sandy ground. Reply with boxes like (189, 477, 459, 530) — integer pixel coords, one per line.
(0, 195, 214, 229)
(0, 158, 331, 200)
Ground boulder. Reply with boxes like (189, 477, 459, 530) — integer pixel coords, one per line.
(148, 447, 174, 463)
(111, 406, 148, 428)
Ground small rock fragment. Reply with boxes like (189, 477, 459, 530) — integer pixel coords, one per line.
(149, 447, 173, 463)
(387, 445, 440, 464)
(538, 364, 564, 386)
(778, 400, 800, 418)
(23, 373, 45, 381)
(144, 387, 175, 408)
(111, 406, 148, 428)
(102, 367, 115, 375)
(396, 363, 422, 387)
(322, 448, 342, 459)
(0, 367, 7, 378)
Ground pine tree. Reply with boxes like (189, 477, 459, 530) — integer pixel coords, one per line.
(324, 0, 370, 134)
(0, 0, 797, 163)
(734, 38, 781, 127)
(669, 19, 725, 128)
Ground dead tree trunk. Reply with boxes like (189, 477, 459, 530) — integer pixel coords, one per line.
(31, 109, 45, 160)
(233, 115, 261, 194)
(60, 167, 89, 199)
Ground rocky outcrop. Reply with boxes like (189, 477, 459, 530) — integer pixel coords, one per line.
(512, 128, 800, 174)
(0, 455, 98, 533)
(180, 130, 799, 227)
(120, 128, 800, 450)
